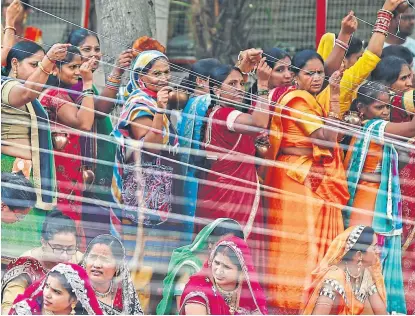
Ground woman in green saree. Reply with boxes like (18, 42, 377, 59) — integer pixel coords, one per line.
(156, 218, 244, 315)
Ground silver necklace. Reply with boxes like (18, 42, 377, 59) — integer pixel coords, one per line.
(93, 281, 113, 298)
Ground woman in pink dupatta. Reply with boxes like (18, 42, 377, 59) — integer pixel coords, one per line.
(9, 263, 103, 315)
(195, 57, 271, 276)
(179, 235, 268, 315)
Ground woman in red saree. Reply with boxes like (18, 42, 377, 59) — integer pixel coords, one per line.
(179, 235, 268, 315)
(390, 89, 415, 315)
(195, 58, 272, 276)
(372, 56, 414, 314)
(39, 46, 96, 250)
(263, 50, 350, 313)
(9, 263, 103, 315)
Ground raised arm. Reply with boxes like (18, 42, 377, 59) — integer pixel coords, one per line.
(7, 43, 70, 108)
(1, 0, 22, 66)
(385, 114, 415, 138)
(130, 86, 172, 154)
(56, 57, 96, 131)
(232, 57, 271, 134)
(324, 11, 358, 76)
(368, 0, 408, 57)
(94, 49, 134, 116)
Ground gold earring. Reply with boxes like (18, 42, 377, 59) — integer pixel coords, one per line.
(13, 67, 18, 77)
(70, 302, 76, 315)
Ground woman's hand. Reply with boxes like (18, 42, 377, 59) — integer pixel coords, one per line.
(256, 57, 272, 89)
(5, 0, 22, 27)
(383, 0, 408, 12)
(157, 86, 173, 111)
(340, 11, 358, 35)
(79, 56, 95, 84)
(237, 48, 263, 74)
(329, 70, 343, 96)
(46, 43, 71, 63)
(113, 49, 134, 76)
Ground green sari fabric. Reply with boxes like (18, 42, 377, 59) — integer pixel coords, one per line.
(1, 154, 44, 257)
(156, 218, 241, 315)
(94, 115, 116, 202)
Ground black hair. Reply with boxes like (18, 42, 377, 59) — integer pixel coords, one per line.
(209, 64, 244, 107)
(382, 45, 414, 65)
(208, 220, 245, 245)
(342, 227, 375, 262)
(67, 29, 100, 47)
(41, 209, 78, 245)
(346, 36, 363, 58)
(263, 47, 291, 69)
(350, 81, 390, 112)
(46, 45, 82, 87)
(5, 41, 44, 74)
(214, 245, 242, 271)
(47, 271, 85, 315)
(371, 56, 410, 86)
(181, 58, 221, 93)
(84, 235, 124, 271)
(291, 49, 324, 75)
(1, 172, 36, 211)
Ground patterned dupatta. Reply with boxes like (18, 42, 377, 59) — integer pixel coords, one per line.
(179, 236, 268, 315)
(343, 119, 406, 314)
(1, 257, 47, 296)
(79, 235, 144, 315)
(157, 218, 243, 315)
(302, 226, 387, 315)
(9, 263, 103, 315)
(1, 78, 56, 210)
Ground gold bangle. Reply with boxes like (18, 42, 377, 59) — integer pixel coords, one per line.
(38, 62, 52, 75)
(3, 26, 16, 33)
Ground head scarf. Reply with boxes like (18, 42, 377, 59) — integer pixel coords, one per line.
(157, 218, 244, 315)
(1, 257, 47, 296)
(179, 235, 268, 315)
(120, 50, 168, 102)
(302, 226, 387, 314)
(10, 263, 103, 315)
(80, 234, 143, 315)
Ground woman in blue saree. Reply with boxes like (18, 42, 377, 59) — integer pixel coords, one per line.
(343, 82, 415, 314)
(177, 58, 221, 240)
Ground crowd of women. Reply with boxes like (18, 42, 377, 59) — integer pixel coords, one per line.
(1, 0, 415, 314)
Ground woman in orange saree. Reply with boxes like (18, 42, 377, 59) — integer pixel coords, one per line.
(302, 225, 387, 315)
(264, 50, 350, 313)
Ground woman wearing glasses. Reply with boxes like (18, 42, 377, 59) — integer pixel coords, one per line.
(1, 209, 83, 314)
